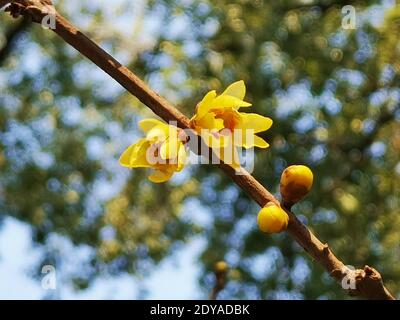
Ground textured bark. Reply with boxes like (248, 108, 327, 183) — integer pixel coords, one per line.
(209, 268, 227, 300)
(2, 0, 396, 300)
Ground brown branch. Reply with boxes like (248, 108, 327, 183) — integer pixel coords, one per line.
(209, 277, 226, 300)
(209, 262, 228, 300)
(3, 1, 395, 300)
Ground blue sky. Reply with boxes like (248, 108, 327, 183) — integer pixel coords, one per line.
(0, 217, 205, 299)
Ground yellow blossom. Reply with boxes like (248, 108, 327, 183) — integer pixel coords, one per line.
(190, 81, 272, 167)
(119, 119, 187, 183)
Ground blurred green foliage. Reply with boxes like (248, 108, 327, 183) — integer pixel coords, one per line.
(0, 0, 399, 299)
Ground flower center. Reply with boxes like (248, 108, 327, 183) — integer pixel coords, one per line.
(212, 108, 241, 132)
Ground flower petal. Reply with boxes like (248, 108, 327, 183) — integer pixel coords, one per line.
(160, 136, 179, 160)
(119, 139, 151, 168)
(119, 144, 136, 167)
(252, 135, 270, 148)
(219, 144, 241, 169)
(222, 80, 246, 100)
(200, 130, 230, 149)
(209, 95, 251, 109)
(196, 90, 217, 119)
(146, 124, 173, 142)
(248, 135, 269, 149)
(238, 113, 273, 133)
(234, 132, 270, 149)
(148, 168, 174, 183)
(195, 112, 225, 131)
(139, 118, 166, 133)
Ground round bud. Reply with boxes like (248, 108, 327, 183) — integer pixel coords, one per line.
(280, 165, 313, 205)
(215, 261, 228, 273)
(257, 202, 289, 233)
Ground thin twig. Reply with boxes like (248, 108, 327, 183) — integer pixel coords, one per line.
(2, 1, 396, 300)
(209, 268, 227, 300)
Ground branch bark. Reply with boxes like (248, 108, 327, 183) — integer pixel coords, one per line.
(209, 275, 226, 300)
(209, 264, 228, 300)
(2, 0, 396, 300)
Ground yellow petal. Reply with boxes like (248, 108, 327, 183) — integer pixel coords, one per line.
(200, 130, 230, 149)
(196, 112, 225, 131)
(119, 144, 136, 167)
(220, 143, 241, 169)
(131, 140, 152, 167)
(222, 80, 246, 100)
(209, 95, 251, 109)
(196, 90, 217, 119)
(238, 113, 273, 133)
(146, 124, 173, 142)
(119, 139, 151, 168)
(252, 135, 269, 148)
(139, 118, 166, 133)
(160, 136, 179, 160)
(148, 168, 174, 183)
(234, 132, 270, 149)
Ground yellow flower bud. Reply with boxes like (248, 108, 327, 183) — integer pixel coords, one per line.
(215, 261, 228, 273)
(280, 165, 313, 205)
(257, 202, 289, 233)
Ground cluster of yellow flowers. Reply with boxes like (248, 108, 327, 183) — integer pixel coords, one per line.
(119, 81, 314, 235)
(119, 80, 272, 180)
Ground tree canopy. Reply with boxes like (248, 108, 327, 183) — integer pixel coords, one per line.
(0, 0, 399, 299)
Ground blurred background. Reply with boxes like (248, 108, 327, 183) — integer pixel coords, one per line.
(0, 0, 399, 299)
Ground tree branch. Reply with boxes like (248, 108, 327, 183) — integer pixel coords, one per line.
(209, 263, 227, 300)
(2, 0, 395, 300)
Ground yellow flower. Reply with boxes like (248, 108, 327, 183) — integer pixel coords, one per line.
(190, 80, 273, 168)
(280, 165, 314, 205)
(257, 202, 289, 234)
(119, 119, 187, 183)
